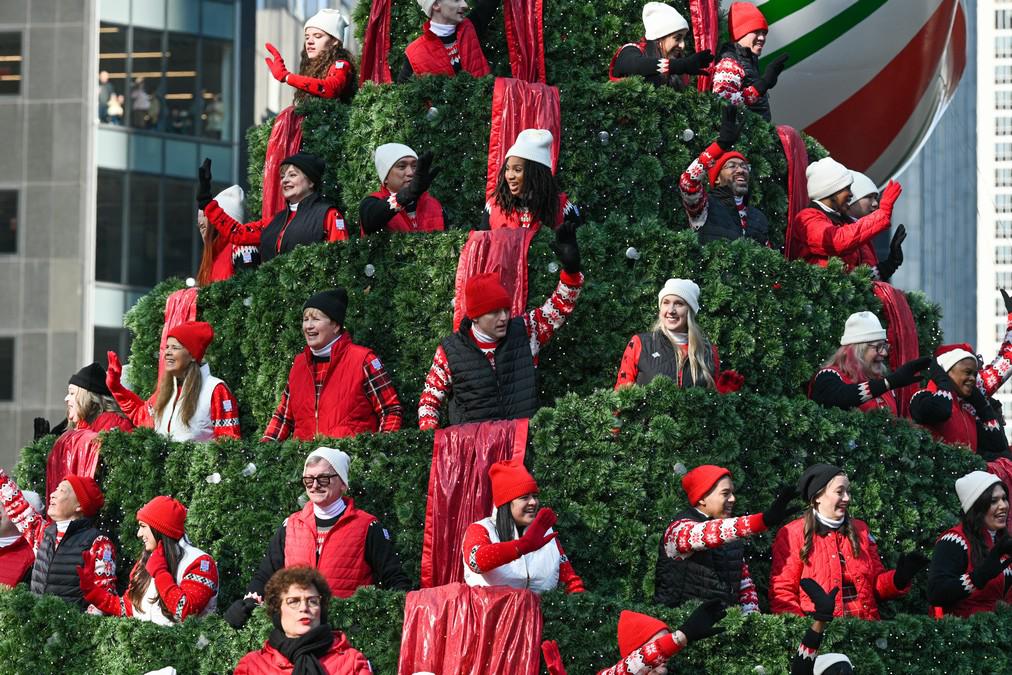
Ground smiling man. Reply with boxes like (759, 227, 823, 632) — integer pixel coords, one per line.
(711, 1, 788, 121)
(223, 447, 411, 629)
(261, 288, 402, 442)
(399, 0, 500, 82)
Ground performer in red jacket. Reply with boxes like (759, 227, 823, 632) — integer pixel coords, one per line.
(263, 9, 356, 103)
(359, 143, 445, 235)
(399, 0, 499, 82)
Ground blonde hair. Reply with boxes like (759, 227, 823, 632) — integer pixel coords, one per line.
(153, 360, 202, 429)
(72, 388, 124, 425)
(651, 305, 716, 388)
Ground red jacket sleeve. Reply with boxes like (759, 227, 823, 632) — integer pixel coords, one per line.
(597, 633, 683, 675)
(209, 382, 241, 439)
(152, 553, 219, 622)
(556, 538, 585, 593)
(323, 207, 349, 242)
(615, 335, 642, 389)
(285, 60, 352, 99)
(865, 532, 907, 602)
(796, 207, 892, 259)
(769, 524, 805, 616)
(205, 199, 270, 246)
(462, 522, 522, 574)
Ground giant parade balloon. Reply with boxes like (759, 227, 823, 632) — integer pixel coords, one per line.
(756, 0, 967, 184)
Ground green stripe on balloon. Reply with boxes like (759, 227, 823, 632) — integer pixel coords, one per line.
(759, 0, 890, 70)
(759, 0, 820, 25)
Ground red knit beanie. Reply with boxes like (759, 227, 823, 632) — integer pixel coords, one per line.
(65, 474, 104, 518)
(464, 273, 511, 321)
(489, 459, 539, 508)
(708, 151, 748, 186)
(729, 2, 768, 41)
(167, 321, 214, 362)
(617, 610, 670, 658)
(681, 465, 732, 506)
(137, 495, 187, 539)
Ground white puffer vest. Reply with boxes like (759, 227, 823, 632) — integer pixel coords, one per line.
(462, 515, 561, 594)
(132, 539, 217, 625)
(154, 363, 223, 441)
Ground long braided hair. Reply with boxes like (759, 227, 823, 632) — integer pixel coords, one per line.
(295, 40, 357, 104)
(492, 158, 560, 228)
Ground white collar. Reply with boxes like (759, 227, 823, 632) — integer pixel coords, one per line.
(814, 200, 839, 216)
(314, 497, 347, 520)
(56, 519, 73, 533)
(429, 21, 457, 38)
(815, 511, 845, 529)
(310, 335, 342, 359)
(471, 325, 498, 345)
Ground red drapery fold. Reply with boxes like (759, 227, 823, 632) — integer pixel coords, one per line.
(261, 106, 304, 219)
(359, 0, 393, 85)
(45, 430, 101, 502)
(420, 419, 529, 588)
(776, 125, 810, 259)
(486, 77, 561, 200)
(688, 0, 719, 92)
(398, 583, 543, 675)
(157, 287, 200, 387)
(502, 0, 546, 83)
(872, 282, 921, 417)
(452, 229, 536, 331)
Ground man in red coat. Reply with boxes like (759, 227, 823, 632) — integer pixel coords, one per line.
(0, 489, 42, 587)
(789, 157, 903, 274)
(398, 0, 499, 82)
(359, 143, 446, 235)
(261, 288, 403, 441)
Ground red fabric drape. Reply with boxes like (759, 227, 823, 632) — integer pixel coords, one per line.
(503, 0, 546, 83)
(452, 229, 536, 331)
(688, 0, 719, 92)
(261, 106, 304, 219)
(873, 281, 920, 417)
(421, 419, 529, 588)
(45, 430, 101, 501)
(157, 287, 199, 387)
(359, 0, 393, 85)
(776, 125, 810, 259)
(486, 78, 561, 200)
(398, 583, 543, 675)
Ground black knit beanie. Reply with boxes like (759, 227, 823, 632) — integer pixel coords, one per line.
(280, 152, 325, 190)
(798, 463, 844, 502)
(69, 362, 111, 397)
(303, 288, 348, 325)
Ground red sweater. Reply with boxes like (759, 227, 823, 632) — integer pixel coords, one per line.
(0, 536, 35, 587)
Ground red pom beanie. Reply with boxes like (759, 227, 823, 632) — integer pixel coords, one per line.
(708, 151, 748, 186)
(167, 321, 215, 362)
(489, 459, 539, 508)
(137, 495, 188, 539)
(465, 273, 512, 321)
(65, 474, 104, 518)
(681, 464, 732, 505)
(729, 2, 768, 41)
(617, 610, 670, 658)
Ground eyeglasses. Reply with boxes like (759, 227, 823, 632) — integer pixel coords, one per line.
(284, 595, 321, 609)
(722, 161, 751, 173)
(867, 341, 891, 355)
(302, 473, 339, 488)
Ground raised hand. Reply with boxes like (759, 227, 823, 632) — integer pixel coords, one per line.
(886, 356, 931, 390)
(670, 49, 714, 76)
(762, 484, 802, 529)
(550, 220, 581, 274)
(516, 507, 559, 555)
(677, 599, 727, 643)
(197, 158, 213, 209)
(716, 104, 741, 151)
(878, 180, 903, 216)
(264, 43, 290, 83)
(756, 53, 789, 94)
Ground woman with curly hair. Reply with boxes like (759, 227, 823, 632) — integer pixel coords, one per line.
(263, 9, 356, 103)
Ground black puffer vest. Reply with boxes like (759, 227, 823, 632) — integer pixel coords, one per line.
(718, 42, 770, 121)
(635, 332, 714, 388)
(699, 189, 769, 245)
(259, 191, 334, 262)
(654, 508, 744, 608)
(31, 518, 100, 607)
(442, 317, 539, 425)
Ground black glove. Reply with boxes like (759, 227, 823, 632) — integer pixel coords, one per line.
(33, 417, 51, 441)
(761, 484, 801, 529)
(800, 578, 839, 622)
(223, 597, 257, 629)
(197, 158, 213, 210)
(396, 151, 441, 207)
(1002, 288, 1012, 315)
(893, 551, 930, 588)
(755, 53, 789, 94)
(877, 224, 906, 280)
(550, 221, 581, 274)
(970, 539, 1012, 588)
(677, 599, 727, 643)
(716, 104, 741, 151)
(562, 202, 584, 229)
(669, 49, 714, 76)
(885, 356, 931, 390)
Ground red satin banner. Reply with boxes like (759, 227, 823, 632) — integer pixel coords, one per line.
(776, 125, 810, 259)
(398, 583, 543, 675)
(503, 0, 546, 83)
(452, 229, 536, 331)
(46, 429, 101, 501)
(486, 77, 561, 200)
(420, 419, 529, 588)
(156, 287, 199, 389)
(688, 0, 719, 92)
(873, 282, 920, 417)
(261, 106, 304, 220)
(359, 0, 393, 85)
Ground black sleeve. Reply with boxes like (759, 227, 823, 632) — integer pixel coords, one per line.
(246, 524, 287, 599)
(809, 369, 888, 410)
(909, 390, 954, 425)
(467, 0, 500, 38)
(364, 521, 412, 591)
(360, 196, 398, 235)
(789, 627, 823, 675)
(397, 58, 414, 83)
(476, 206, 491, 230)
(976, 419, 1011, 461)
(612, 45, 662, 78)
(927, 536, 973, 607)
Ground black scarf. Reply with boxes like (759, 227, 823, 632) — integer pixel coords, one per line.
(268, 622, 334, 675)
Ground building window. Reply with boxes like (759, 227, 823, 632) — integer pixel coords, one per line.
(93, 327, 132, 365)
(999, 36, 1012, 59)
(0, 33, 21, 96)
(997, 90, 1012, 111)
(999, 220, 1012, 239)
(0, 337, 12, 401)
(998, 9, 1012, 30)
(997, 245, 1012, 264)
(200, 39, 233, 141)
(997, 194, 1012, 214)
(998, 117, 1012, 136)
(96, 170, 125, 283)
(998, 271, 1012, 288)
(129, 28, 166, 130)
(998, 142, 1012, 161)
(0, 190, 16, 253)
(128, 174, 160, 286)
(98, 24, 128, 124)
(998, 168, 1012, 187)
(166, 32, 199, 135)
(162, 177, 198, 279)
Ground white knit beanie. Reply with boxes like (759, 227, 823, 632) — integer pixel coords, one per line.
(374, 143, 418, 184)
(936, 347, 976, 374)
(213, 185, 245, 223)
(417, 0, 438, 17)
(304, 8, 348, 40)
(955, 471, 1003, 514)
(505, 129, 554, 170)
(305, 446, 351, 487)
(814, 654, 852, 675)
(657, 278, 700, 313)
(642, 2, 689, 41)
(839, 311, 886, 346)
(806, 157, 853, 201)
(848, 171, 878, 204)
